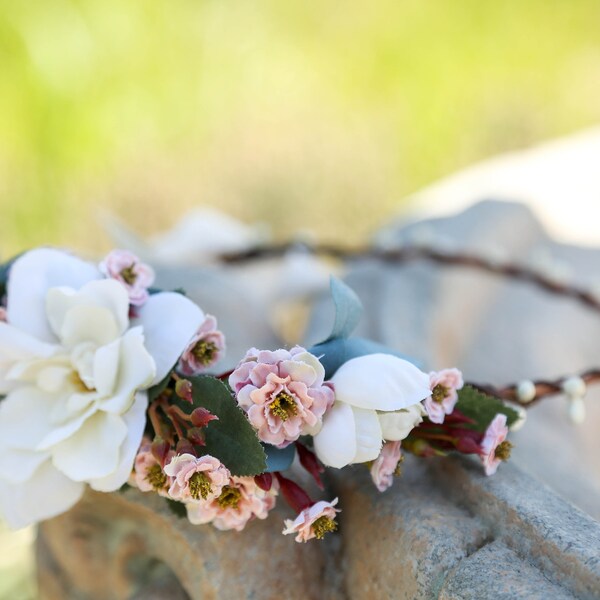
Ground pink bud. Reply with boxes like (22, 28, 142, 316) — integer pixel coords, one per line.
(187, 427, 207, 447)
(176, 439, 197, 456)
(175, 379, 193, 403)
(151, 438, 172, 468)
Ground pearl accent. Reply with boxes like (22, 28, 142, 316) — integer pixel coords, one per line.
(516, 380, 536, 404)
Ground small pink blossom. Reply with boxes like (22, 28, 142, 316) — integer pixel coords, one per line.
(0, 307, 6, 322)
(178, 315, 226, 375)
(99, 249, 155, 306)
(282, 498, 340, 543)
(164, 453, 230, 502)
(370, 441, 402, 492)
(424, 368, 464, 424)
(229, 347, 334, 447)
(132, 436, 174, 497)
(480, 414, 512, 476)
(186, 476, 278, 531)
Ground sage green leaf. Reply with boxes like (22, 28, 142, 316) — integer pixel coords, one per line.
(190, 375, 267, 476)
(324, 276, 363, 342)
(456, 385, 519, 431)
(263, 443, 296, 473)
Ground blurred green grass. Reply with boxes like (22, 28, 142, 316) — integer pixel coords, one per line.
(1, 2, 600, 595)
(0, 0, 599, 257)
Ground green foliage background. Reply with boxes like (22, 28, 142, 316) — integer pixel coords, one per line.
(0, 1, 599, 257)
(1, 1, 600, 596)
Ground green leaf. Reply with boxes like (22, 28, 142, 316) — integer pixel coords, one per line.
(147, 371, 173, 403)
(309, 337, 420, 379)
(165, 498, 187, 519)
(263, 443, 296, 473)
(189, 375, 267, 476)
(324, 276, 363, 342)
(456, 385, 519, 432)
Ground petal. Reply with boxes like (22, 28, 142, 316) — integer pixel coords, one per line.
(0, 460, 84, 529)
(7, 249, 100, 342)
(331, 354, 431, 411)
(378, 404, 426, 441)
(0, 446, 50, 483)
(0, 387, 57, 450)
(96, 328, 155, 413)
(46, 279, 129, 342)
(51, 411, 127, 481)
(313, 402, 357, 469)
(36, 404, 97, 451)
(90, 392, 148, 492)
(0, 323, 58, 394)
(133, 292, 205, 384)
(351, 406, 383, 463)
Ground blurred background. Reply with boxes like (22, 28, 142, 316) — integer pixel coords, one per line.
(2, 0, 600, 597)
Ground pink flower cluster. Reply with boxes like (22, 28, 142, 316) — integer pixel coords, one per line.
(178, 315, 226, 375)
(480, 414, 511, 476)
(164, 453, 230, 502)
(187, 476, 278, 531)
(229, 347, 334, 447)
(282, 499, 340, 543)
(370, 441, 402, 492)
(423, 368, 464, 424)
(100, 249, 155, 306)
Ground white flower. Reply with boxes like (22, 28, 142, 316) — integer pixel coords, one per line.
(0, 249, 205, 528)
(313, 354, 430, 468)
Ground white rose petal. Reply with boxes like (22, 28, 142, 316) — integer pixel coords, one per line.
(378, 404, 426, 441)
(313, 402, 357, 468)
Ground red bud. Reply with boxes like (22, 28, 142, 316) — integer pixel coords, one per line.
(274, 473, 313, 513)
(176, 439, 197, 456)
(191, 407, 219, 428)
(187, 427, 207, 446)
(295, 442, 325, 490)
(254, 473, 273, 491)
(151, 438, 171, 467)
(456, 437, 482, 454)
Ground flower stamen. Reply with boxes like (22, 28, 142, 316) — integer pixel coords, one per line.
(191, 340, 218, 366)
(431, 384, 449, 404)
(312, 516, 337, 540)
(269, 392, 298, 421)
(119, 264, 138, 285)
(494, 440, 513, 461)
(189, 471, 213, 500)
(217, 485, 242, 509)
(145, 463, 167, 490)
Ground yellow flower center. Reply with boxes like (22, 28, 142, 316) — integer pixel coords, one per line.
(312, 516, 337, 540)
(269, 391, 298, 421)
(431, 384, 449, 404)
(192, 340, 218, 365)
(120, 264, 137, 285)
(145, 464, 167, 490)
(189, 471, 213, 500)
(494, 440, 513, 461)
(217, 485, 242, 509)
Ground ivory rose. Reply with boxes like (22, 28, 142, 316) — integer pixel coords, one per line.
(313, 354, 431, 468)
(0, 249, 205, 528)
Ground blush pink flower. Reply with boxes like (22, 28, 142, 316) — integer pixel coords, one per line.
(282, 498, 340, 543)
(178, 315, 225, 375)
(424, 368, 464, 424)
(164, 453, 230, 502)
(99, 249, 155, 306)
(480, 414, 512, 476)
(229, 347, 334, 447)
(370, 441, 403, 492)
(0, 307, 6, 322)
(132, 436, 174, 497)
(186, 476, 278, 531)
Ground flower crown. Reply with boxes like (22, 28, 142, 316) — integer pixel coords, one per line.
(0, 246, 590, 542)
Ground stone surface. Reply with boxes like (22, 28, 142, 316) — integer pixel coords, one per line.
(37, 200, 600, 598)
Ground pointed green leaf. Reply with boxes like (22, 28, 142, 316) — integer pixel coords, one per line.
(189, 376, 267, 476)
(456, 385, 519, 432)
(324, 276, 363, 342)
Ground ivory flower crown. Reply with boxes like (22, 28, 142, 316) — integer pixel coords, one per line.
(0, 246, 592, 542)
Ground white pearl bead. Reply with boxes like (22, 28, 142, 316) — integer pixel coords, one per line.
(516, 380, 536, 404)
(562, 376, 586, 399)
